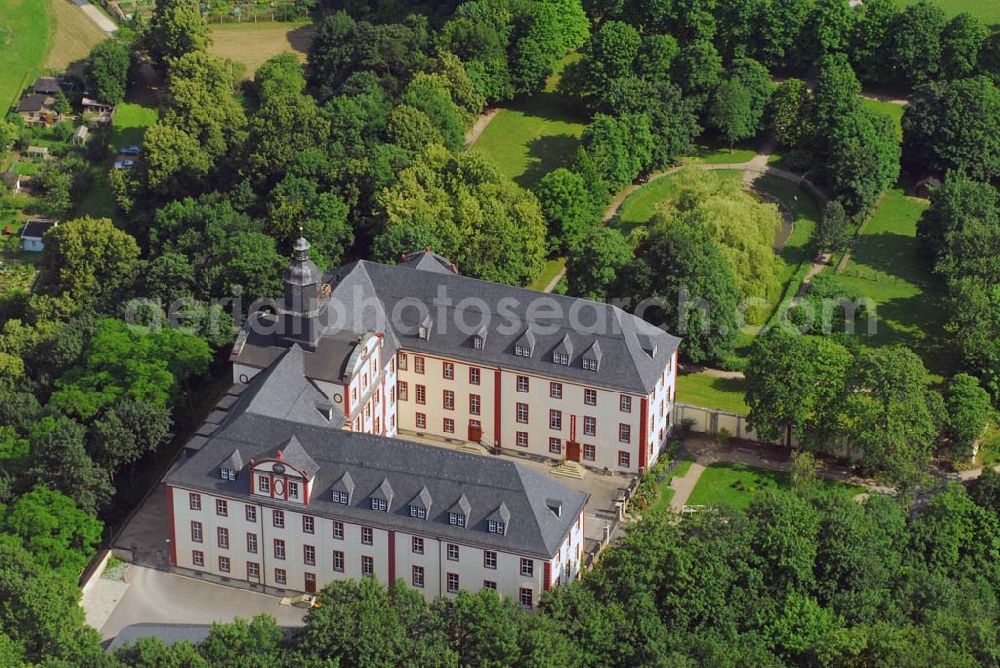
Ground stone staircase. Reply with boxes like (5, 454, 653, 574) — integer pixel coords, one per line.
(459, 441, 490, 456)
(551, 460, 586, 480)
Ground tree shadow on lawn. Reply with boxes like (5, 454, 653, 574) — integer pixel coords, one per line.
(855, 290, 953, 377)
(286, 24, 318, 54)
(519, 134, 582, 190)
(514, 91, 589, 124)
(849, 231, 932, 288)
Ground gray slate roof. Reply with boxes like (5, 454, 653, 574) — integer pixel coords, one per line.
(219, 448, 243, 472)
(166, 400, 589, 558)
(398, 249, 458, 274)
(239, 344, 344, 428)
(315, 259, 680, 394)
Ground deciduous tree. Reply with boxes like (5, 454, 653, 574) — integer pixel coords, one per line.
(886, 0, 947, 86)
(940, 13, 989, 80)
(943, 373, 991, 458)
(903, 76, 1000, 181)
(149, 0, 210, 69)
(1, 485, 102, 581)
(566, 226, 632, 301)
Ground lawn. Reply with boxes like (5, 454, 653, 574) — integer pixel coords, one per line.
(11, 161, 38, 175)
(526, 257, 565, 292)
(686, 462, 865, 511)
(43, 0, 108, 72)
(0, 0, 50, 111)
(469, 92, 587, 190)
(677, 370, 748, 414)
(900, 0, 1000, 24)
(110, 102, 158, 150)
(824, 186, 952, 378)
(75, 166, 115, 218)
(209, 21, 315, 78)
(683, 136, 759, 165)
(860, 98, 906, 141)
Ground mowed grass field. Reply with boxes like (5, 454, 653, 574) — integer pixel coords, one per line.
(43, 0, 108, 71)
(686, 462, 865, 511)
(677, 370, 749, 414)
(901, 0, 1000, 24)
(471, 53, 587, 190)
(825, 186, 952, 379)
(470, 92, 587, 190)
(0, 0, 50, 110)
(208, 21, 315, 78)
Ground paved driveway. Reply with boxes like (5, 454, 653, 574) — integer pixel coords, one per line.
(100, 565, 307, 642)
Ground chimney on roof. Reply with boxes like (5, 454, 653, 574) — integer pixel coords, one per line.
(276, 450, 283, 461)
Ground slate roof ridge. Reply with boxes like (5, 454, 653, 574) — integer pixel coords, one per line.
(166, 414, 589, 557)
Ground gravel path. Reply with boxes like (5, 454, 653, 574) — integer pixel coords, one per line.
(71, 0, 118, 34)
(464, 108, 501, 146)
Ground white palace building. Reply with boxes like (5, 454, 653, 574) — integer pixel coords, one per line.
(165, 240, 679, 603)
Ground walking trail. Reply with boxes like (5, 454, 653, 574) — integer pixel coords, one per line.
(464, 108, 501, 145)
(71, 0, 118, 34)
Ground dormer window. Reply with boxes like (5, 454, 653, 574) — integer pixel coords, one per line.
(332, 491, 349, 504)
(513, 327, 535, 358)
(418, 314, 432, 340)
(370, 478, 394, 513)
(409, 486, 431, 520)
(474, 336, 484, 350)
(582, 340, 602, 371)
(546, 499, 563, 518)
(219, 449, 242, 482)
(486, 502, 510, 535)
(553, 352, 569, 365)
(449, 493, 470, 528)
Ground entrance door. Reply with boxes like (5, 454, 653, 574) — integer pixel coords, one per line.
(468, 420, 482, 443)
(565, 441, 581, 463)
(305, 572, 316, 593)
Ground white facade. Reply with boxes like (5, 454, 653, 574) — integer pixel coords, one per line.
(21, 237, 44, 252)
(169, 484, 584, 606)
(233, 332, 397, 439)
(396, 348, 677, 473)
